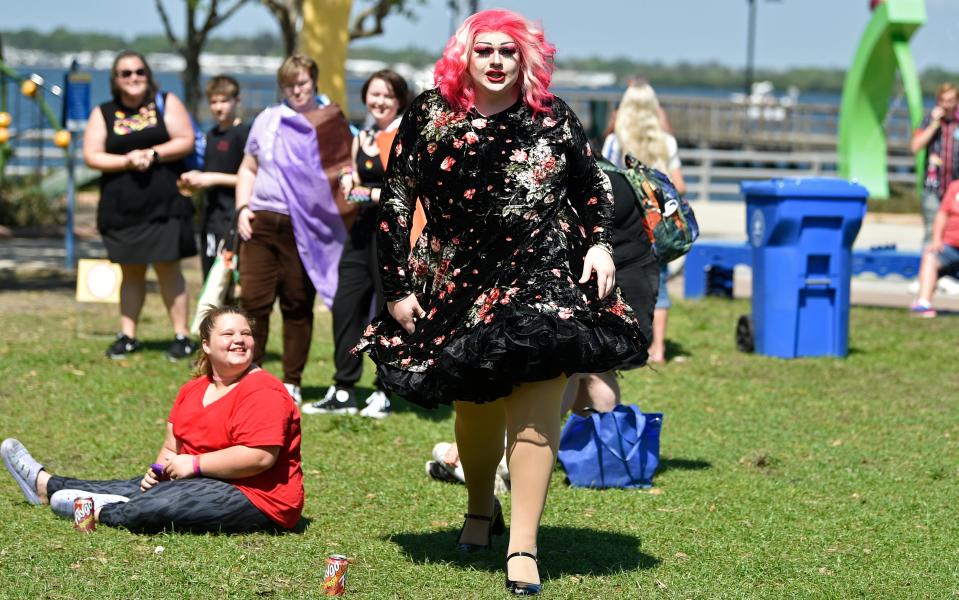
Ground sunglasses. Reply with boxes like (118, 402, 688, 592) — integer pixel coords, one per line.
(118, 68, 146, 79)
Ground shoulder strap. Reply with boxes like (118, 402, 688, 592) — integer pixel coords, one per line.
(597, 160, 626, 177)
(154, 91, 165, 114)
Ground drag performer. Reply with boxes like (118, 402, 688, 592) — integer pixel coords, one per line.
(357, 9, 647, 595)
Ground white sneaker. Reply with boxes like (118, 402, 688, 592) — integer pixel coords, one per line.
(360, 390, 392, 419)
(432, 442, 453, 464)
(937, 276, 959, 295)
(496, 454, 510, 484)
(49, 489, 129, 519)
(284, 383, 302, 406)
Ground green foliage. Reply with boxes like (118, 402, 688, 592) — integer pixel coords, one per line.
(0, 175, 64, 228)
(349, 44, 438, 65)
(869, 182, 921, 214)
(0, 290, 957, 598)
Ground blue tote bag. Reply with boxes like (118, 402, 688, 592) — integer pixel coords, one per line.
(558, 405, 663, 489)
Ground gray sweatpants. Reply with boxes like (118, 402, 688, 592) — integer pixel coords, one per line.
(47, 475, 274, 533)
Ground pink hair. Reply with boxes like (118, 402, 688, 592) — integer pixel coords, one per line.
(434, 9, 555, 116)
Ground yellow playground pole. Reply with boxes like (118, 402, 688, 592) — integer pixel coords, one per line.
(301, 0, 353, 110)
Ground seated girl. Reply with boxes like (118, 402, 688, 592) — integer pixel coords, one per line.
(1, 306, 303, 533)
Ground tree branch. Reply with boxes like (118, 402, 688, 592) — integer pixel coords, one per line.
(154, 0, 186, 54)
(349, 0, 397, 41)
(203, 0, 249, 37)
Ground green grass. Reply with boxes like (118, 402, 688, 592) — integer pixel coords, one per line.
(0, 289, 957, 599)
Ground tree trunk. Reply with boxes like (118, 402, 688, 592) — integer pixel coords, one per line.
(281, 15, 297, 57)
(182, 50, 202, 117)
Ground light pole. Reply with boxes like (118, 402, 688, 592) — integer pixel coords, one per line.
(744, 0, 782, 97)
(745, 0, 757, 96)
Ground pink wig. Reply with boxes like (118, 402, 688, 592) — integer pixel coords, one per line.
(434, 9, 556, 116)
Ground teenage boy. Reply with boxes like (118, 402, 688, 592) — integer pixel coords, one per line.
(179, 75, 252, 276)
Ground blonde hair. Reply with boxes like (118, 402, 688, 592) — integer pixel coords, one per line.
(613, 82, 669, 172)
(277, 54, 319, 89)
(937, 82, 957, 100)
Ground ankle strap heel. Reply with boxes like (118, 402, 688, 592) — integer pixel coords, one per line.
(456, 498, 504, 552)
(505, 551, 541, 596)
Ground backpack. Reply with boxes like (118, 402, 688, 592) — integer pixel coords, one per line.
(599, 155, 699, 263)
(155, 92, 206, 170)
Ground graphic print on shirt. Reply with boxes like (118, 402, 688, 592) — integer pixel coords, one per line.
(113, 103, 160, 136)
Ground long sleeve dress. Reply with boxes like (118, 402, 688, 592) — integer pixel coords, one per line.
(356, 89, 647, 406)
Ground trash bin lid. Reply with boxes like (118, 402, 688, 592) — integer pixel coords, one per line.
(741, 178, 869, 199)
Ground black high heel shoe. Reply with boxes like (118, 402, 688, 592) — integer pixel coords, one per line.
(456, 497, 505, 552)
(505, 551, 542, 596)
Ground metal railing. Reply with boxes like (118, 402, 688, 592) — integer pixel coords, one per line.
(678, 148, 915, 201)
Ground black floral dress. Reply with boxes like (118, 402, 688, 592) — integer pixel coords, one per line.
(356, 89, 647, 406)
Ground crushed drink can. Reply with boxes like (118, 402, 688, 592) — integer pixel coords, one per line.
(322, 554, 349, 596)
(74, 497, 95, 533)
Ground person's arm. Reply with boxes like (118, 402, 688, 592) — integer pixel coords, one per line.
(164, 445, 280, 480)
(140, 423, 178, 491)
(164, 384, 289, 480)
(153, 93, 195, 162)
(235, 153, 259, 241)
(666, 137, 687, 196)
(380, 98, 426, 332)
(82, 106, 150, 172)
(180, 170, 240, 190)
(341, 135, 360, 198)
(563, 103, 617, 299)
(669, 168, 687, 197)
(911, 110, 942, 155)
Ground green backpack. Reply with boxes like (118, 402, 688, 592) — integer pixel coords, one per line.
(599, 155, 699, 263)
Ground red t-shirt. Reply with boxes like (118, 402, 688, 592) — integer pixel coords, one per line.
(168, 370, 304, 529)
(939, 181, 959, 248)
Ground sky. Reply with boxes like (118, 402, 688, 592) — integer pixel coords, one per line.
(4, 0, 959, 71)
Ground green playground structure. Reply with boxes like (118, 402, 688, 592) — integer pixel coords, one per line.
(838, 0, 926, 199)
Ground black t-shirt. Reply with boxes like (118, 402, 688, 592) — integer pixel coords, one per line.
(202, 121, 251, 233)
(605, 164, 656, 269)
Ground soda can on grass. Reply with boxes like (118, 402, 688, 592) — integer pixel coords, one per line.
(322, 554, 349, 596)
(74, 497, 95, 533)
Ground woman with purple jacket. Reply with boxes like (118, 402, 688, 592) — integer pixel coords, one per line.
(234, 54, 355, 405)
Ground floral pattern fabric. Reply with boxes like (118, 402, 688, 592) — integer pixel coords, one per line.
(356, 89, 647, 406)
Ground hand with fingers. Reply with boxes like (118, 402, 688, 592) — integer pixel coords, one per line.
(388, 294, 426, 334)
(580, 246, 616, 299)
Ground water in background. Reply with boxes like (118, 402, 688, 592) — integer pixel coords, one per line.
(0, 65, 924, 177)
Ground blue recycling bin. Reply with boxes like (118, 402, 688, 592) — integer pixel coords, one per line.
(741, 178, 868, 358)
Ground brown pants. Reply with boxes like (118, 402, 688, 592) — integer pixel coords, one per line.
(239, 210, 315, 386)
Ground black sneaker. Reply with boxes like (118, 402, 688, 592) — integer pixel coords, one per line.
(301, 386, 359, 415)
(106, 334, 141, 359)
(425, 461, 460, 483)
(166, 335, 197, 362)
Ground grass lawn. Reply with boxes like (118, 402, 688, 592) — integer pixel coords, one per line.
(0, 288, 956, 599)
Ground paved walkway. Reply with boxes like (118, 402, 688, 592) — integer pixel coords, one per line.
(2, 199, 957, 309)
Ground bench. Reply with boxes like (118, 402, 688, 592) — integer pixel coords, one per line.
(684, 241, 922, 299)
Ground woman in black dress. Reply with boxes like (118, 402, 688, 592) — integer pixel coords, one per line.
(83, 51, 197, 361)
(357, 10, 647, 595)
(304, 70, 410, 419)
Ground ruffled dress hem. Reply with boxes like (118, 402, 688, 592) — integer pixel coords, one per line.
(362, 309, 647, 407)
